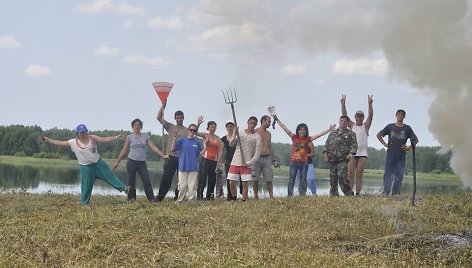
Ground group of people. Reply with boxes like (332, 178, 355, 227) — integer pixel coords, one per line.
(41, 95, 418, 205)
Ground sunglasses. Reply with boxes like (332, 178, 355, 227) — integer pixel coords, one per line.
(189, 129, 197, 132)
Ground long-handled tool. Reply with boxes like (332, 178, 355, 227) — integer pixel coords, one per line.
(223, 88, 245, 164)
(152, 82, 174, 162)
(411, 144, 417, 206)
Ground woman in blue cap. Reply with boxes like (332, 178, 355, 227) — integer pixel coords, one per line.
(41, 124, 128, 206)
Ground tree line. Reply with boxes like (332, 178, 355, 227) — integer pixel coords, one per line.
(0, 125, 452, 174)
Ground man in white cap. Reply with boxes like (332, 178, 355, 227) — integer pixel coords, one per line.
(341, 95, 373, 195)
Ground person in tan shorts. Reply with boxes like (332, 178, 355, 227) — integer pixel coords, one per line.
(252, 115, 279, 198)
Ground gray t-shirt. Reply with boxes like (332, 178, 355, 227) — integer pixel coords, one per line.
(163, 121, 188, 157)
(128, 133, 149, 161)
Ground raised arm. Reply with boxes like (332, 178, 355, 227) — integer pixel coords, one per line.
(310, 124, 335, 141)
(341, 94, 354, 128)
(42, 136, 70, 147)
(113, 137, 130, 170)
(156, 101, 168, 125)
(274, 116, 293, 138)
(364, 95, 373, 130)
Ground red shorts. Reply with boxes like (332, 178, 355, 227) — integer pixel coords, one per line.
(228, 165, 252, 175)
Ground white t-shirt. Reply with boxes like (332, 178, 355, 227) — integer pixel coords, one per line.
(352, 124, 368, 157)
(68, 138, 100, 165)
(230, 130, 261, 166)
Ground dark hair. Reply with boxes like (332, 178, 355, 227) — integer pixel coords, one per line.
(207, 121, 217, 130)
(396, 109, 406, 116)
(261, 115, 270, 123)
(248, 116, 258, 123)
(131, 118, 143, 128)
(175, 110, 184, 117)
(340, 115, 350, 121)
(295, 123, 309, 138)
(188, 123, 197, 130)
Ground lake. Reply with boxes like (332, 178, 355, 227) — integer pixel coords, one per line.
(0, 162, 463, 199)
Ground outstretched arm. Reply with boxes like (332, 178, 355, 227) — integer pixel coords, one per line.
(310, 124, 335, 141)
(365, 95, 373, 130)
(42, 137, 70, 147)
(113, 138, 130, 170)
(147, 138, 166, 158)
(92, 133, 125, 143)
(275, 116, 293, 138)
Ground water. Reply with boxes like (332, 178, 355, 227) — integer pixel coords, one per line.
(0, 162, 462, 198)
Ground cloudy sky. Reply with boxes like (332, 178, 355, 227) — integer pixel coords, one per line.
(1, 0, 471, 164)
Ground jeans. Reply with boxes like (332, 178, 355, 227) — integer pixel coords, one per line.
(126, 159, 155, 201)
(297, 163, 316, 195)
(383, 153, 406, 195)
(289, 161, 307, 196)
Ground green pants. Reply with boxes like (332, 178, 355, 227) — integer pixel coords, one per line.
(329, 160, 353, 196)
(79, 158, 125, 205)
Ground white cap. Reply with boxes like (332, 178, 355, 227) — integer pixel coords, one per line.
(225, 120, 234, 126)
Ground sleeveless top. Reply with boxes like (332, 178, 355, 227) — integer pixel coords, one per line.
(202, 135, 220, 161)
(69, 137, 99, 165)
(352, 124, 368, 157)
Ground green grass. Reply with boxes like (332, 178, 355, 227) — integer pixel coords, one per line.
(0, 192, 471, 267)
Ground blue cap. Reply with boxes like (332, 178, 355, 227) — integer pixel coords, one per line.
(76, 124, 88, 133)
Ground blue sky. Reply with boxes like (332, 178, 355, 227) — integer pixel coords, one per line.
(2, 0, 467, 151)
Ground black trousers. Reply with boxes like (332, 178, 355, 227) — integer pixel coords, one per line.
(198, 158, 217, 200)
(157, 155, 179, 201)
(126, 159, 156, 201)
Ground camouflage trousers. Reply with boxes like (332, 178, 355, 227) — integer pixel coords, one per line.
(329, 160, 354, 196)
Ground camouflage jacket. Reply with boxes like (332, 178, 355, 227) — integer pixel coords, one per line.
(323, 128, 358, 162)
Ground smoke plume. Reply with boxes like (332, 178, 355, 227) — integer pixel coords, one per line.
(186, 0, 472, 187)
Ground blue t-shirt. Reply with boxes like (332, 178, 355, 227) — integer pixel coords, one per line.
(379, 123, 417, 155)
(173, 137, 201, 171)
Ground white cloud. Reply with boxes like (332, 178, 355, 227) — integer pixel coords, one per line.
(0, 35, 21, 48)
(24, 65, 53, 77)
(332, 58, 389, 75)
(74, 0, 113, 14)
(124, 54, 169, 67)
(282, 64, 306, 75)
(74, 0, 145, 16)
(147, 17, 183, 29)
(93, 46, 119, 57)
(116, 3, 146, 16)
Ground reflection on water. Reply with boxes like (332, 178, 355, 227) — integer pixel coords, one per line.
(0, 163, 462, 198)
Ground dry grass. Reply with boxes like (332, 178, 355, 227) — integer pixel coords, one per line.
(0, 192, 471, 267)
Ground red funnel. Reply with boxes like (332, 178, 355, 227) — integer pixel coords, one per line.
(152, 82, 174, 103)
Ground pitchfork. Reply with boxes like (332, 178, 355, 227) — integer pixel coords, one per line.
(223, 88, 245, 164)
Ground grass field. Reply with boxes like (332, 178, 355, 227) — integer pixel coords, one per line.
(0, 192, 471, 267)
